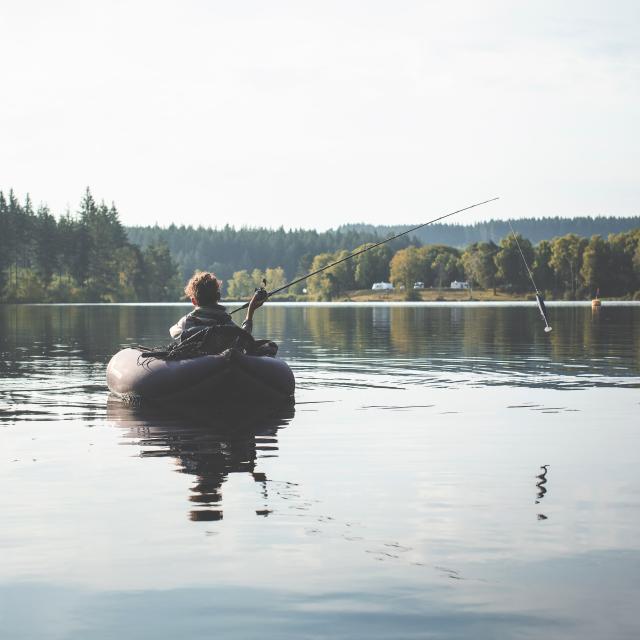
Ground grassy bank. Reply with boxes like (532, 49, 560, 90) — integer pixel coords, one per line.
(334, 289, 534, 302)
(257, 289, 622, 303)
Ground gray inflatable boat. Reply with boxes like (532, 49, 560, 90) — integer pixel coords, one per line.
(107, 348, 295, 405)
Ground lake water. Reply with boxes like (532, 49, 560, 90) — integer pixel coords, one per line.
(1, 302, 639, 640)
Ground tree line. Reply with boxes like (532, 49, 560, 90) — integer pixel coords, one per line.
(223, 229, 640, 300)
(2, 188, 639, 302)
(341, 215, 640, 247)
(126, 223, 414, 286)
(0, 189, 180, 302)
(299, 231, 640, 300)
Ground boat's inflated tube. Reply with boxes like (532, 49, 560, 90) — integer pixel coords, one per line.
(107, 348, 295, 405)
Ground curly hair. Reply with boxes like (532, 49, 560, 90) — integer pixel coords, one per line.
(184, 271, 221, 305)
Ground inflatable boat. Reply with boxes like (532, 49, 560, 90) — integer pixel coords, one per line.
(107, 347, 295, 406)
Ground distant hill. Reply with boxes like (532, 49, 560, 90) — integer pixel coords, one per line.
(126, 224, 416, 282)
(337, 216, 640, 248)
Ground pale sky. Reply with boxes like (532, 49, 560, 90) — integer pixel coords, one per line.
(1, 0, 638, 230)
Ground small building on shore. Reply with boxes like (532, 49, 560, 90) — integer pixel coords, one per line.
(371, 282, 394, 291)
(450, 280, 470, 290)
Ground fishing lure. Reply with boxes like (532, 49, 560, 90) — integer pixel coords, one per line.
(508, 221, 552, 333)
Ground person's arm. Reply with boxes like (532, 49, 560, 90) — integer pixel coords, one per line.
(169, 316, 187, 339)
(241, 290, 266, 335)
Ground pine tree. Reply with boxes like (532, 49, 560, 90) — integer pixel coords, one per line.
(0, 192, 9, 293)
(143, 241, 181, 301)
(6, 190, 22, 294)
(34, 205, 59, 287)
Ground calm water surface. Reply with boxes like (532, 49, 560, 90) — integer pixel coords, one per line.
(1, 303, 639, 639)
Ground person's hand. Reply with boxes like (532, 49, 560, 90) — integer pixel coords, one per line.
(248, 289, 267, 313)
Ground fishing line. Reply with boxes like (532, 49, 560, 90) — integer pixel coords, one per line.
(507, 220, 553, 333)
(230, 196, 500, 315)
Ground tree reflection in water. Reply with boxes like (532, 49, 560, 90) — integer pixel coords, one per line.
(1, 304, 638, 389)
(107, 397, 295, 521)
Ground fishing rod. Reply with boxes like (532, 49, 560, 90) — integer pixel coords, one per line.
(230, 197, 500, 315)
(507, 220, 552, 333)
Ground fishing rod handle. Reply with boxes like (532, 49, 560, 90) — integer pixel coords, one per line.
(230, 288, 270, 315)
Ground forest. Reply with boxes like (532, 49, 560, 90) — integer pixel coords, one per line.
(1, 188, 639, 302)
(341, 215, 640, 247)
(126, 223, 414, 285)
(0, 189, 180, 302)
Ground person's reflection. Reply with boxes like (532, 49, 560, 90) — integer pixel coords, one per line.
(107, 398, 294, 521)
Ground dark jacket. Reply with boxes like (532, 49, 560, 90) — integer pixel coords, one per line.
(169, 304, 252, 340)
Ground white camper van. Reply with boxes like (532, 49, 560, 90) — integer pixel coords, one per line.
(371, 282, 394, 291)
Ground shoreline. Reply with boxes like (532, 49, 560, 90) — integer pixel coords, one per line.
(267, 289, 629, 303)
(331, 289, 529, 303)
(1, 289, 636, 307)
(3, 298, 639, 307)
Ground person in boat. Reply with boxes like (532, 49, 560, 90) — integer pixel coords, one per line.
(170, 271, 265, 341)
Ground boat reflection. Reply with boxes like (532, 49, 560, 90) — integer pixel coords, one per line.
(106, 397, 295, 521)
